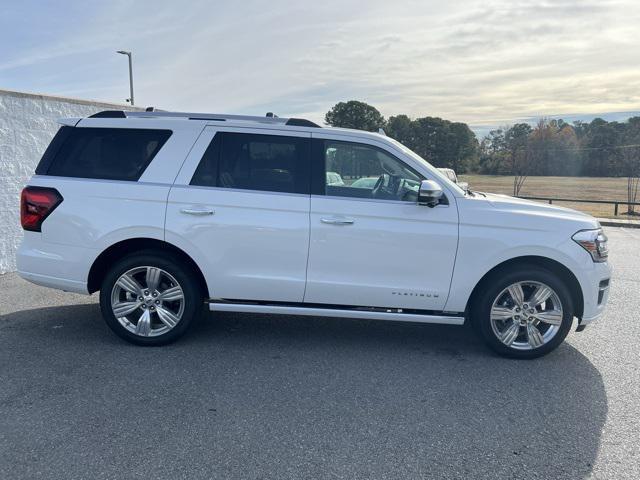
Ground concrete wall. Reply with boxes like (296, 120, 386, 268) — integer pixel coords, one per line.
(0, 89, 137, 274)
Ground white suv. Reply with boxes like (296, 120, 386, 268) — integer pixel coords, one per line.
(17, 110, 611, 358)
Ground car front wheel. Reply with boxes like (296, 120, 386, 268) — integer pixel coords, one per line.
(472, 266, 574, 359)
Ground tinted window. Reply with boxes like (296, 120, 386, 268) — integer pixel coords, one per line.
(190, 133, 222, 188)
(319, 140, 423, 201)
(190, 132, 310, 194)
(43, 127, 171, 181)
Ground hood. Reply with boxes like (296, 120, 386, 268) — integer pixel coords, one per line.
(477, 192, 600, 229)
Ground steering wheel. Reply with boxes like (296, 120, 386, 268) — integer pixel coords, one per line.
(371, 174, 386, 199)
(401, 180, 418, 201)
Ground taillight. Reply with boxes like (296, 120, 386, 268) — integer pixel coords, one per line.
(20, 187, 63, 232)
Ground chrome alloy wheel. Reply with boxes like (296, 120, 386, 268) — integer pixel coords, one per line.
(490, 281, 563, 351)
(110, 266, 185, 337)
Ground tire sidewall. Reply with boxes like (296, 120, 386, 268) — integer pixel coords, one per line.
(99, 251, 203, 345)
(474, 266, 574, 359)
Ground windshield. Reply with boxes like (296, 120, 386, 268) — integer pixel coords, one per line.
(384, 137, 466, 196)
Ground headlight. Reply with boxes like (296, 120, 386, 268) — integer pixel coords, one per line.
(572, 229, 608, 263)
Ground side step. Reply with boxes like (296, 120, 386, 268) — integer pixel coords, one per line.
(208, 302, 465, 325)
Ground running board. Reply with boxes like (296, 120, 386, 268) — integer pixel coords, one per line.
(208, 302, 465, 325)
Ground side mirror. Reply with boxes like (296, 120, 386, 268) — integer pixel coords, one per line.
(418, 180, 444, 207)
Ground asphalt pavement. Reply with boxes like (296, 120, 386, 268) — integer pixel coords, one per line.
(1, 227, 639, 479)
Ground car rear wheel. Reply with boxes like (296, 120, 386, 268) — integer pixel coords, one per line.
(472, 266, 574, 359)
(99, 251, 203, 345)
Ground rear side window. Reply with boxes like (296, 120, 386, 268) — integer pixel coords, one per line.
(37, 127, 172, 181)
(191, 132, 310, 194)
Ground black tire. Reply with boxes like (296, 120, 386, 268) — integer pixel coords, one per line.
(99, 250, 204, 346)
(471, 265, 574, 359)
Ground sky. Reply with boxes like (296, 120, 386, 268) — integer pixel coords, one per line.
(1, 0, 640, 136)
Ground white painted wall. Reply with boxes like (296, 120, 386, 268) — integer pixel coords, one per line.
(0, 89, 137, 274)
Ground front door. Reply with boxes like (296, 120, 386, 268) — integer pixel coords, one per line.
(304, 137, 459, 311)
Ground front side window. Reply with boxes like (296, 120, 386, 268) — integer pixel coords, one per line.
(191, 132, 310, 194)
(321, 140, 423, 201)
(42, 127, 171, 181)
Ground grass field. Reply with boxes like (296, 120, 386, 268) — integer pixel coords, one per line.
(458, 175, 638, 219)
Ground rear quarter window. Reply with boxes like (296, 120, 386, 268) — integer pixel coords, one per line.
(37, 127, 172, 181)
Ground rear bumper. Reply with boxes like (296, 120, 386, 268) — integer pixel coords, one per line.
(17, 232, 95, 294)
(17, 270, 88, 294)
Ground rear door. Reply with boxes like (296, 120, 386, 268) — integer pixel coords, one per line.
(166, 127, 311, 302)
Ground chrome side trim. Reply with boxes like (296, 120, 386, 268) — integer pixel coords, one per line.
(208, 302, 465, 325)
(311, 193, 450, 208)
(169, 183, 310, 198)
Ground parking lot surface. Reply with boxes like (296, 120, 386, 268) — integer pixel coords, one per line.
(1, 227, 639, 479)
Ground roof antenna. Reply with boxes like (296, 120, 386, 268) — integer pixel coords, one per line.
(265, 112, 279, 118)
(378, 128, 387, 136)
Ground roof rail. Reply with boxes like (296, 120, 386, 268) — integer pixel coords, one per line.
(122, 110, 321, 127)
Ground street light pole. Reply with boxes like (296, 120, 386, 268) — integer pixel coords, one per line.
(116, 50, 134, 106)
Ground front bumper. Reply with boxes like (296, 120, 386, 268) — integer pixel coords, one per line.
(577, 262, 611, 326)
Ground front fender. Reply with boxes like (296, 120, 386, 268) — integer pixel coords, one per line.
(444, 230, 587, 313)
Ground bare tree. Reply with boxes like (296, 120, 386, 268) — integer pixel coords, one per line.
(628, 175, 639, 215)
(621, 146, 640, 215)
(512, 147, 528, 196)
(504, 123, 532, 196)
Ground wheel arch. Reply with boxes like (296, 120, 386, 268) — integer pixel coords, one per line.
(466, 255, 584, 319)
(87, 238, 209, 297)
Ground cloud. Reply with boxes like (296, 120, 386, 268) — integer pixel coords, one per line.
(1, 0, 639, 128)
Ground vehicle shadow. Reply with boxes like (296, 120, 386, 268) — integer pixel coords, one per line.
(0, 303, 607, 480)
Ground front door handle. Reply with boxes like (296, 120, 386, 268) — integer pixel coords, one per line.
(181, 208, 215, 216)
(321, 217, 355, 225)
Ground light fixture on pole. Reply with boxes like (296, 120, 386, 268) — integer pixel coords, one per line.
(116, 50, 135, 106)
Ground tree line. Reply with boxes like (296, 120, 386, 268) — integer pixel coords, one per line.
(479, 117, 640, 177)
(325, 100, 640, 178)
(325, 100, 639, 210)
(325, 100, 479, 174)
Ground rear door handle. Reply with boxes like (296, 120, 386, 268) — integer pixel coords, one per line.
(321, 217, 354, 225)
(181, 208, 215, 216)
